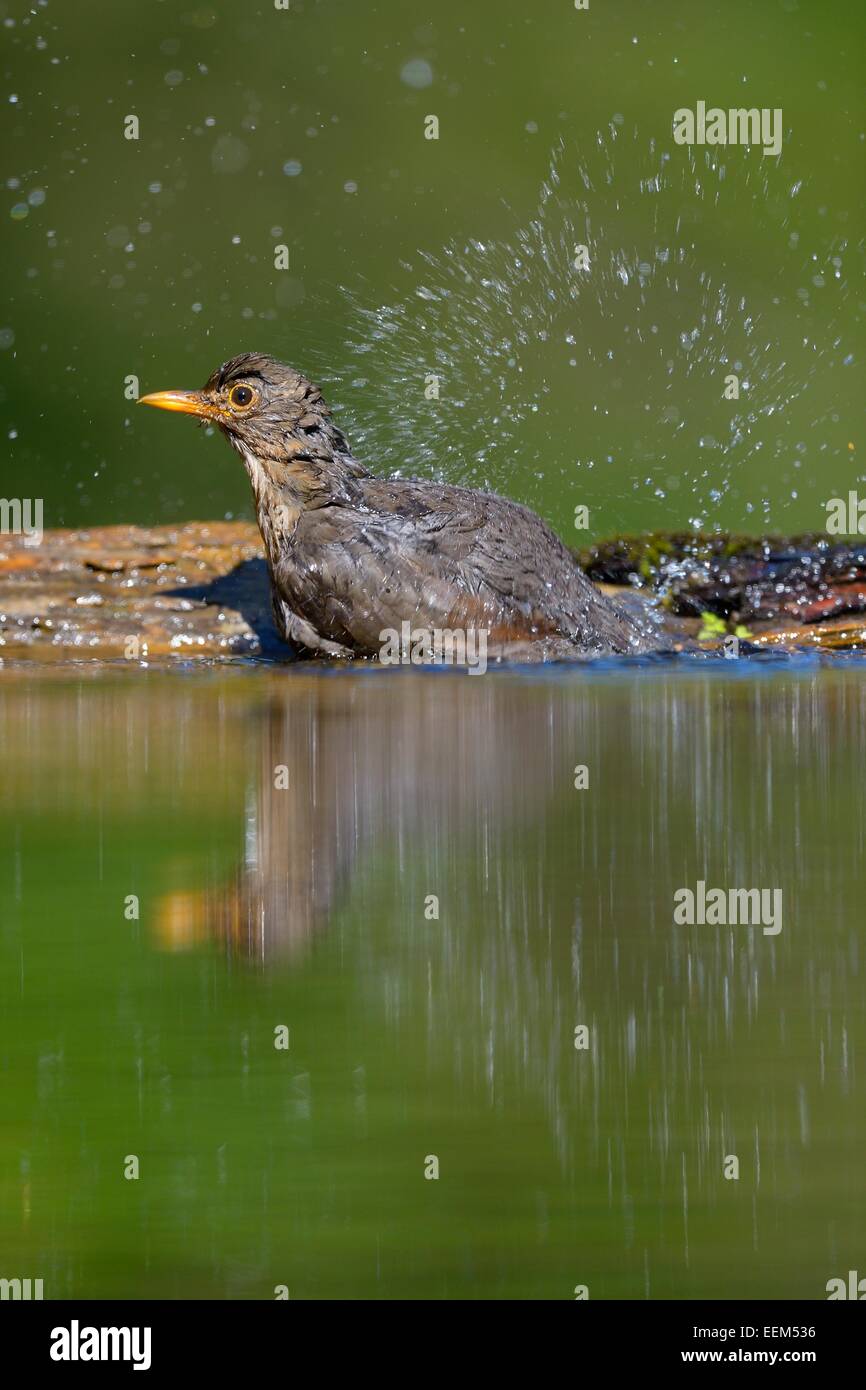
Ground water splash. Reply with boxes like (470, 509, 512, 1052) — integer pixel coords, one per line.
(312, 126, 855, 531)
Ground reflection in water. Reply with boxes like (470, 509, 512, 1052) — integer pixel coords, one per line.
(151, 668, 866, 1283)
(163, 675, 578, 961)
(2, 666, 865, 1298)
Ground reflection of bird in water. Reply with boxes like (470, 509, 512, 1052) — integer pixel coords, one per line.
(154, 679, 575, 962)
(141, 353, 649, 662)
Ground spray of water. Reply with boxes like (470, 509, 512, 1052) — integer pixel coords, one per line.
(310, 125, 853, 533)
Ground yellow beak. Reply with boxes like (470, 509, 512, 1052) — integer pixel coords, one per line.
(138, 389, 219, 420)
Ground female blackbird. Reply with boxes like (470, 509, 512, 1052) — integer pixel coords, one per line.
(140, 353, 647, 660)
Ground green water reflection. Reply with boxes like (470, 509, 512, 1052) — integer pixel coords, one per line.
(1, 664, 863, 1298)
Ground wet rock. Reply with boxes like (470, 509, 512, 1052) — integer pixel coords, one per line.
(0, 522, 284, 663)
(580, 531, 866, 645)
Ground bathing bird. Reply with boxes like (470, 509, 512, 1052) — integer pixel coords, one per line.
(140, 353, 646, 660)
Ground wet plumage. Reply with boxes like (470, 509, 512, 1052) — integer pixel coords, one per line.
(141, 352, 647, 660)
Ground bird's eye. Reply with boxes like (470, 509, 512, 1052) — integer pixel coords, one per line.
(229, 384, 255, 409)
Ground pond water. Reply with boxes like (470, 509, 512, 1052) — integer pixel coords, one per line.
(1, 659, 863, 1299)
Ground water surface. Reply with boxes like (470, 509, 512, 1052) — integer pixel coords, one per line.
(1, 661, 863, 1298)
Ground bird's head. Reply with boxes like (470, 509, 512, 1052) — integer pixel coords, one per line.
(139, 352, 345, 464)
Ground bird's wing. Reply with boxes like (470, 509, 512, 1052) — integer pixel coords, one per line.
(276, 479, 640, 653)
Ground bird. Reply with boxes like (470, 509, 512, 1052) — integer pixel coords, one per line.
(139, 352, 648, 662)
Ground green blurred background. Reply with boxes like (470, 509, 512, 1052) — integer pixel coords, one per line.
(1, 0, 863, 538)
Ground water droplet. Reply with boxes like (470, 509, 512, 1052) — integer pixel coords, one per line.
(282, 160, 302, 177)
(400, 59, 433, 89)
